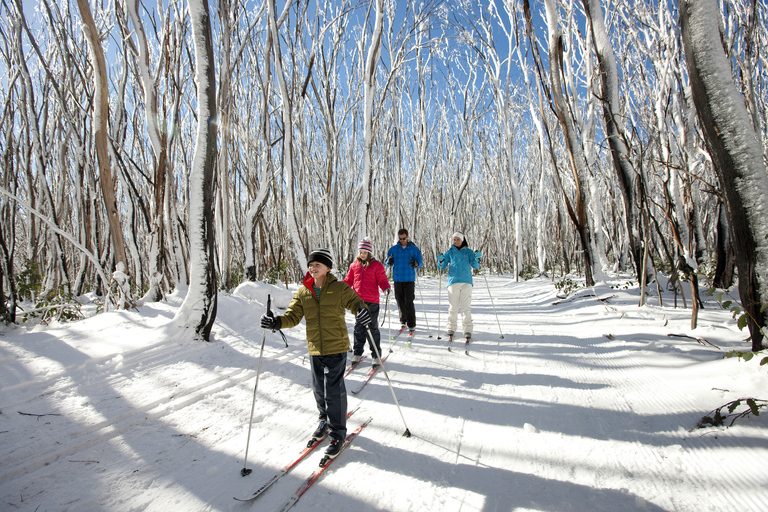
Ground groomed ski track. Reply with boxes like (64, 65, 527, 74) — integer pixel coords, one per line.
(0, 276, 766, 511)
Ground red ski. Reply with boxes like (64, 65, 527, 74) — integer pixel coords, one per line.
(350, 355, 389, 395)
(272, 418, 372, 512)
(233, 407, 359, 502)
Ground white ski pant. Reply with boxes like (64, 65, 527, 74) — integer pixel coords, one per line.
(446, 282, 473, 335)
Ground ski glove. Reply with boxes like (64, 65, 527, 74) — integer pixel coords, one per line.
(260, 314, 281, 331)
(474, 250, 482, 260)
(437, 253, 445, 264)
(409, 258, 418, 268)
(387, 256, 394, 266)
(356, 307, 372, 326)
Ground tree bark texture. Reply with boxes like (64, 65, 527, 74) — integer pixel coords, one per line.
(177, 0, 218, 341)
(681, 0, 768, 350)
(76, 0, 129, 282)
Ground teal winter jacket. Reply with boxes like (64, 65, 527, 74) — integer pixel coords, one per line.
(438, 245, 481, 286)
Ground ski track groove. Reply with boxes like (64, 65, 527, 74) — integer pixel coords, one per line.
(545, 332, 756, 511)
(0, 339, 306, 487)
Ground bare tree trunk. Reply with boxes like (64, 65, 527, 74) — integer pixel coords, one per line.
(357, 0, 383, 240)
(245, 20, 273, 282)
(123, 0, 169, 303)
(682, 0, 768, 350)
(543, 0, 595, 286)
(76, 0, 129, 292)
(176, 0, 218, 341)
(267, 0, 306, 270)
(582, 0, 643, 281)
(216, 0, 232, 290)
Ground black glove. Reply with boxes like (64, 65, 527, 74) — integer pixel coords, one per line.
(387, 256, 394, 266)
(260, 314, 281, 331)
(409, 258, 418, 268)
(356, 308, 372, 327)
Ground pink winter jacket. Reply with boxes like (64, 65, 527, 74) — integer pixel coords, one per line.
(343, 258, 391, 304)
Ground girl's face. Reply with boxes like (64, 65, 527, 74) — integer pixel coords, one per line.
(453, 236, 463, 247)
(308, 261, 330, 279)
(357, 250, 370, 260)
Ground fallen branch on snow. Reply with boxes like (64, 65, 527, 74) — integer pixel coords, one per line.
(667, 333, 721, 349)
(18, 411, 62, 420)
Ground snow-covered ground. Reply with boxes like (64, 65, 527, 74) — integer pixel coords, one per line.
(1, 275, 766, 512)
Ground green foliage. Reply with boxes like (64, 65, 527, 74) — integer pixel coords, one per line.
(653, 256, 673, 275)
(554, 277, 580, 296)
(265, 260, 288, 285)
(725, 349, 768, 370)
(16, 259, 43, 301)
(22, 286, 83, 325)
(520, 264, 539, 281)
(705, 287, 768, 337)
(694, 398, 767, 429)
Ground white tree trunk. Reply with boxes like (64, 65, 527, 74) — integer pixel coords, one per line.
(357, 0, 384, 241)
(175, 0, 218, 341)
(268, 0, 306, 270)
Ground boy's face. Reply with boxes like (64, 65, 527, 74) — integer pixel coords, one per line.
(308, 261, 330, 279)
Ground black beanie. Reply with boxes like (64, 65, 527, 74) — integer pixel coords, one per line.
(308, 248, 333, 269)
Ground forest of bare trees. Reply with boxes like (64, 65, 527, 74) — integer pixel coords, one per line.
(0, 0, 766, 346)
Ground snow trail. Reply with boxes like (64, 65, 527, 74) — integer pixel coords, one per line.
(1, 275, 766, 511)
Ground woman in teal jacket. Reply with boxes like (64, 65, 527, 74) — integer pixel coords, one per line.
(437, 232, 481, 340)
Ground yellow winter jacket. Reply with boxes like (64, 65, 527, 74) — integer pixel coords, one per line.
(278, 272, 366, 356)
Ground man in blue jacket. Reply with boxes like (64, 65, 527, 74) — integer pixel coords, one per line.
(386, 228, 422, 334)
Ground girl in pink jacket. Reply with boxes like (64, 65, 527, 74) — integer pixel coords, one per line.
(344, 237, 391, 367)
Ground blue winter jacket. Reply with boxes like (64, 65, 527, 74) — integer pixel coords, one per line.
(386, 241, 423, 282)
(438, 245, 480, 286)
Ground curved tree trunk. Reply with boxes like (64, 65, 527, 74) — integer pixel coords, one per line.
(681, 0, 768, 350)
(543, 0, 595, 286)
(582, 0, 643, 281)
(77, 0, 129, 293)
(268, 0, 306, 270)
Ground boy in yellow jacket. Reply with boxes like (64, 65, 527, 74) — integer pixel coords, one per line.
(261, 248, 370, 459)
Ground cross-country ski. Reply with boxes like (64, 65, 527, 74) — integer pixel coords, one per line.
(350, 354, 390, 395)
(233, 407, 359, 502)
(343, 355, 366, 377)
(271, 418, 372, 512)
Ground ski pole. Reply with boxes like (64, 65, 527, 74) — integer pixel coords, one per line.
(415, 271, 433, 338)
(241, 294, 272, 476)
(381, 289, 390, 327)
(365, 326, 412, 437)
(437, 264, 443, 340)
(483, 274, 504, 339)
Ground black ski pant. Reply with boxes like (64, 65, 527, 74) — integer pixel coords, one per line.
(394, 281, 416, 329)
(353, 302, 381, 357)
(310, 352, 347, 443)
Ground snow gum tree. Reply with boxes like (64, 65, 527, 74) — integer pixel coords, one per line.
(681, 0, 768, 351)
(76, 0, 130, 303)
(357, 0, 384, 241)
(542, 0, 595, 286)
(267, 0, 306, 271)
(175, 0, 218, 341)
(581, 0, 642, 282)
